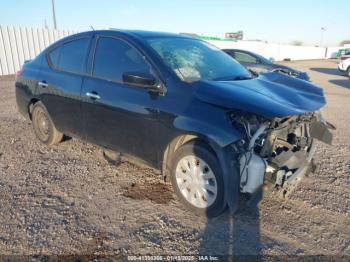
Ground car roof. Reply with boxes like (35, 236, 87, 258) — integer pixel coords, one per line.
(111, 29, 189, 39)
(63, 29, 192, 40)
(223, 48, 266, 59)
(43, 29, 197, 54)
(223, 48, 256, 54)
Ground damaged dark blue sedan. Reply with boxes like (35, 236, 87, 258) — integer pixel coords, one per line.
(16, 30, 334, 217)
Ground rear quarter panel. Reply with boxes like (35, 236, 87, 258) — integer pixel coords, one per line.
(15, 55, 44, 118)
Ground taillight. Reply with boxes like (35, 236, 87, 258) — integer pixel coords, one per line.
(341, 56, 349, 61)
(15, 69, 23, 78)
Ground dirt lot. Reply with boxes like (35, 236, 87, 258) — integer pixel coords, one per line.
(0, 60, 349, 258)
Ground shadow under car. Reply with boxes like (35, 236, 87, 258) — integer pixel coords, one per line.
(329, 79, 350, 89)
(310, 67, 344, 76)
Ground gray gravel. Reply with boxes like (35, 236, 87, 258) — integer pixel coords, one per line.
(0, 60, 349, 257)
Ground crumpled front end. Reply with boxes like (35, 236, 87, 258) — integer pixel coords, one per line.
(229, 110, 335, 199)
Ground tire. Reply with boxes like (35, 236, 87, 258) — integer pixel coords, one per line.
(347, 67, 350, 78)
(170, 141, 226, 217)
(31, 101, 63, 145)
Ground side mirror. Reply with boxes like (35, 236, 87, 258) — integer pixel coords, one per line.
(122, 72, 166, 95)
(269, 57, 275, 63)
(122, 72, 157, 88)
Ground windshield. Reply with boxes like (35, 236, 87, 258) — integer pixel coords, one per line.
(146, 37, 252, 82)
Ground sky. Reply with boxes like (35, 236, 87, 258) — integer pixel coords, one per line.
(1, 0, 349, 46)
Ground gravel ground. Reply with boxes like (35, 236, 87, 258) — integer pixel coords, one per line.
(0, 60, 349, 258)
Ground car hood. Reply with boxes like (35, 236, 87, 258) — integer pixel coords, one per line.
(271, 63, 298, 72)
(193, 72, 326, 118)
(247, 63, 309, 81)
(274, 64, 309, 77)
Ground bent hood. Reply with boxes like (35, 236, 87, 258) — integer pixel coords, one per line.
(194, 72, 326, 118)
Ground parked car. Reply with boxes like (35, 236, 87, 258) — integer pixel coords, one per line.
(338, 51, 350, 77)
(16, 30, 334, 217)
(336, 48, 350, 58)
(223, 49, 310, 81)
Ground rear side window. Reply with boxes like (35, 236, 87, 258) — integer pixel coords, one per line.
(48, 38, 90, 74)
(49, 47, 61, 67)
(93, 37, 151, 82)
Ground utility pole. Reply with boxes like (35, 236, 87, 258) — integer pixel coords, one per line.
(320, 27, 326, 47)
(51, 0, 57, 29)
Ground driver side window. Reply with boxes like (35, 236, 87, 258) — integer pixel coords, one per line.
(234, 52, 258, 64)
(93, 37, 152, 82)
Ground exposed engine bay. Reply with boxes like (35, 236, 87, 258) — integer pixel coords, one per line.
(230, 111, 335, 196)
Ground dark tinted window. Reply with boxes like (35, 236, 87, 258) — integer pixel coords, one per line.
(93, 37, 151, 82)
(60, 38, 89, 73)
(234, 52, 258, 64)
(224, 50, 235, 57)
(48, 38, 90, 74)
(48, 47, 61, 67)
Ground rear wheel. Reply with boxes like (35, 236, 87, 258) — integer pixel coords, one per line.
(170, 141, 226, 217)
(347, 67, 350, 77)
(31, 101, 63, 145)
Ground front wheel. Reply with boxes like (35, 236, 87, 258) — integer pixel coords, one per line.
(170, 141, 226, 217)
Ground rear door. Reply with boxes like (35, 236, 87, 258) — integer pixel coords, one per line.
(38, 37, 91, 137)
(81, 36, 162, 166)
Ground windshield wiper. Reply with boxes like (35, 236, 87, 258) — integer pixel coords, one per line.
(248, 69, 259, 78)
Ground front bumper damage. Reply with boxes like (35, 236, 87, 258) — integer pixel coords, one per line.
(230, 111, 335, 206)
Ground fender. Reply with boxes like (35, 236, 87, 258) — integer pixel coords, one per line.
(168, 116, 242, 213)
(172, 114, 242, 148)
(209, 142, 240, 213)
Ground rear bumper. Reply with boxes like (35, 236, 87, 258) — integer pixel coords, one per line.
(15, 81, 31, 120)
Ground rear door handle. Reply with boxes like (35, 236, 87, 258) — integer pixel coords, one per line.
(86, 92, 101, 100)
(38, 81, 48, 88)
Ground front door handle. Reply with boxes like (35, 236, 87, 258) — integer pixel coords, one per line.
(38, 81, 48, 88)
(86, 92, 101, 100)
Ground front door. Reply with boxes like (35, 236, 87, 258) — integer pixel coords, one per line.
(81, 36, 162, 166)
